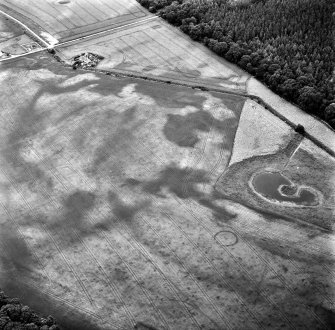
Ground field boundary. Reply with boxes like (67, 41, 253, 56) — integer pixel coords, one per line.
(59, 59, 335, 159)
(0, 6, 50, 47)
(1, 4, 334, 159)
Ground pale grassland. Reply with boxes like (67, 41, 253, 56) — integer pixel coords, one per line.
(0, 53, 334, 329)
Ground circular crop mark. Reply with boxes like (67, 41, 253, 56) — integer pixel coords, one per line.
(214, 230, 238, 247)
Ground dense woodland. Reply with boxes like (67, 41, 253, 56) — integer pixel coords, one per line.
(0, 289, 60, 330)
(137, 0, 335, 127)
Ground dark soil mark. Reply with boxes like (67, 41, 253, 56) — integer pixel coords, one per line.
(134, 321, 158, 329)
(142, 65, 157, 72)
(198, 198, 236, 221)
(313, 305, 335, 329)
(62, 190, 96, 226)
(35, 190, 97, 247)
(89, 110, 145, 172)
(249, 233, 334, 265)
(163, 110, 235, 147)
(3, 63, 117, 189)
(124, 178, 142, 186)
(0, 225, 36, 277)
(108, 191, 150, 223)
(175, 66, 201, 78)
(142, 163, 209, 198)
(0, 226, 75, 329)
(127, 163, 236, 220)
(135, 81, 207, 109)
(95, 192, 151, 231)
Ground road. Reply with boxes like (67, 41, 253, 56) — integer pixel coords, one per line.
(0, 9, 157, 62)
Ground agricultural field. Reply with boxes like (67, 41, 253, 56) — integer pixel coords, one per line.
(0, 52, 334, 330)
(0, 0, 149, 42)
(0, 1, 335, 329)
(57, 18, 249, 92)
(217, 100, 335, 230)
(0, 12, 40, 58)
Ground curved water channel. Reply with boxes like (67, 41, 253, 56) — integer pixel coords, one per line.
(251, 170, 319, 206)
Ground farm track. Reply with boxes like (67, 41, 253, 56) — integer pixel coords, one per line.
(0, 151, 98, 310)
(1, 161, 170, 329)
(34, 104, 229, 328)
(179, 142, 334, 324)
(129, 135, 331, 328)
(1, 4, 335, 329)
(181, 103, 221, 198)
(5, 103, 176, 328)
(1, 85, 330, 328)
(54, 123, 297, 329)
(0, 165, 97, 310)
(180, 99, 236, 197)
(182, 197, 334, 322)
(2, 42, 334, 312)
(1, 2, 334, 162)
(16, 108, 262, 328)
(0, 217, 53, 288)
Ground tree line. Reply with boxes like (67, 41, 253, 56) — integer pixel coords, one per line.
(0, 289, 60, 330)
(137, 0, 335, 128)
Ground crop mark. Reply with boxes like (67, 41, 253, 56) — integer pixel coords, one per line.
(118, 36, 152, 67)
(77, 142, 235, 328)
(92, 227, 171, 329)
(132, 216, 233, 328)
(21, 107, 275, 328)
(41, 122, 234, 328)
(175, 201, 299, 328)
(20, 279, 105, 322)
(214, 230, 238, 247)
(68, 89, 330, 328)
(181, 104, 222, 197)
(113, 220, 203, 330)
(139, 30, 200, 77)
(3, 65, 330, 326)
(158, 293, 222, 330)
(51, 120, 235, 327)
(34, 154, 171, 329)
(0, 207, 53, 287)
(68, 230, 136, 328)
(131, 31, 171, 68)
(39, 223, 96, 307)
(132, 140, 321, 328)
(183, 200, 330, 327)
(64, 152, 233, 328)
(0, 170, 96, 308)
(240, 221, 335, 305)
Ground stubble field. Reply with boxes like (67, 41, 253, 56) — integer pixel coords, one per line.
(57, 18, 249, 92)
(0, 1, 334, 329)
(0, 0, 148, 41)
(0, 53, 334, 330)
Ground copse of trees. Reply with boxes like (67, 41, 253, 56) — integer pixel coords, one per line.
(137, 0, 335, 128)
(0, 289, 60, 330)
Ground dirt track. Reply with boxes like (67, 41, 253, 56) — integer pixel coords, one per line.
(0, 1, 334, 329)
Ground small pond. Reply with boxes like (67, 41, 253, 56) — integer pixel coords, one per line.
(252, 171, 318, 206)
